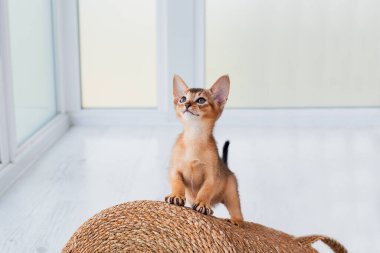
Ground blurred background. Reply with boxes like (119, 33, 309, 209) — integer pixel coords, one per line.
(0, 0, 379, 252)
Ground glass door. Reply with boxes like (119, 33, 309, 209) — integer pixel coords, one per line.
(8, 0, 57, 145)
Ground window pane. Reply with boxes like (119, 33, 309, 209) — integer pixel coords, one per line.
(8, 0, 57, 144)
(206, 0, 380, 107)
(79, 0, 157, 108)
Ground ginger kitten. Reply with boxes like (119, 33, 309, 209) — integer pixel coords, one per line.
(165, 74, 243, 226)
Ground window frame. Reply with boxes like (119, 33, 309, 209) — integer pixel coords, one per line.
(65, 0, 380, 127)
(66, 0, 206, 124)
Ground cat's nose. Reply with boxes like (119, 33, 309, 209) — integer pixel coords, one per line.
(185, 102, 191, 109)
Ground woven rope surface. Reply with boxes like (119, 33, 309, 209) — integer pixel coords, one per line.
(62, 201, 347, 253)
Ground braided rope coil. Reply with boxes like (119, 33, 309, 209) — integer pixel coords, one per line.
(62, 201, 347, 253)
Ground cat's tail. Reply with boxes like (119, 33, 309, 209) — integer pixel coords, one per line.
(296, 235, 348, 253)
(222, 141, 230, 165)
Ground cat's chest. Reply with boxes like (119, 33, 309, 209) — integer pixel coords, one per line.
(172, 134, 217, 170)
(183, 147, 201, 163)
(181, 159, 206, 187)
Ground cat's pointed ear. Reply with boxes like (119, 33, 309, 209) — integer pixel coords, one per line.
(173, 74, 188, 99)
(210, 75, 230, 105)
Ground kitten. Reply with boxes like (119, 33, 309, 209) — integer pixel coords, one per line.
(165, 74, 243, 226)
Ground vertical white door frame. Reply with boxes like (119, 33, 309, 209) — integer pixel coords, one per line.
(0, 16, 8, 167)
(194, 0, 205, 88)
(0, 0, 18, 165)
(52, 0, 67, 114)
(59, 0, 82, 115)
(165, 0, 205, 121)
(156, 0, 170, 115)
(166, 0, 198, 88)
(0, 58, 10, 168)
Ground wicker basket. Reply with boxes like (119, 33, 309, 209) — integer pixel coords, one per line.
(62, 201, 347, 253)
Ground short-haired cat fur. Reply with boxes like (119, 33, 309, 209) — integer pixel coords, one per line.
(165, 74, 243, 226)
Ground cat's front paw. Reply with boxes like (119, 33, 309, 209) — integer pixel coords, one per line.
(192, 202, 213, 215)
(165, 194, 186, 206)
(225, 218, 244, 227)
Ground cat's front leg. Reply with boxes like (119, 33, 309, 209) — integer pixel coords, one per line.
(192, 179, 214, 215)
(165, 170, 186, 206)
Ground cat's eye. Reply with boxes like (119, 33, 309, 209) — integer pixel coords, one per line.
(179, 96, 186, 103)
(196, 97, 206, 104)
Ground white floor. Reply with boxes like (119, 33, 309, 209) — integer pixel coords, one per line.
(0, 125, 379, 253)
